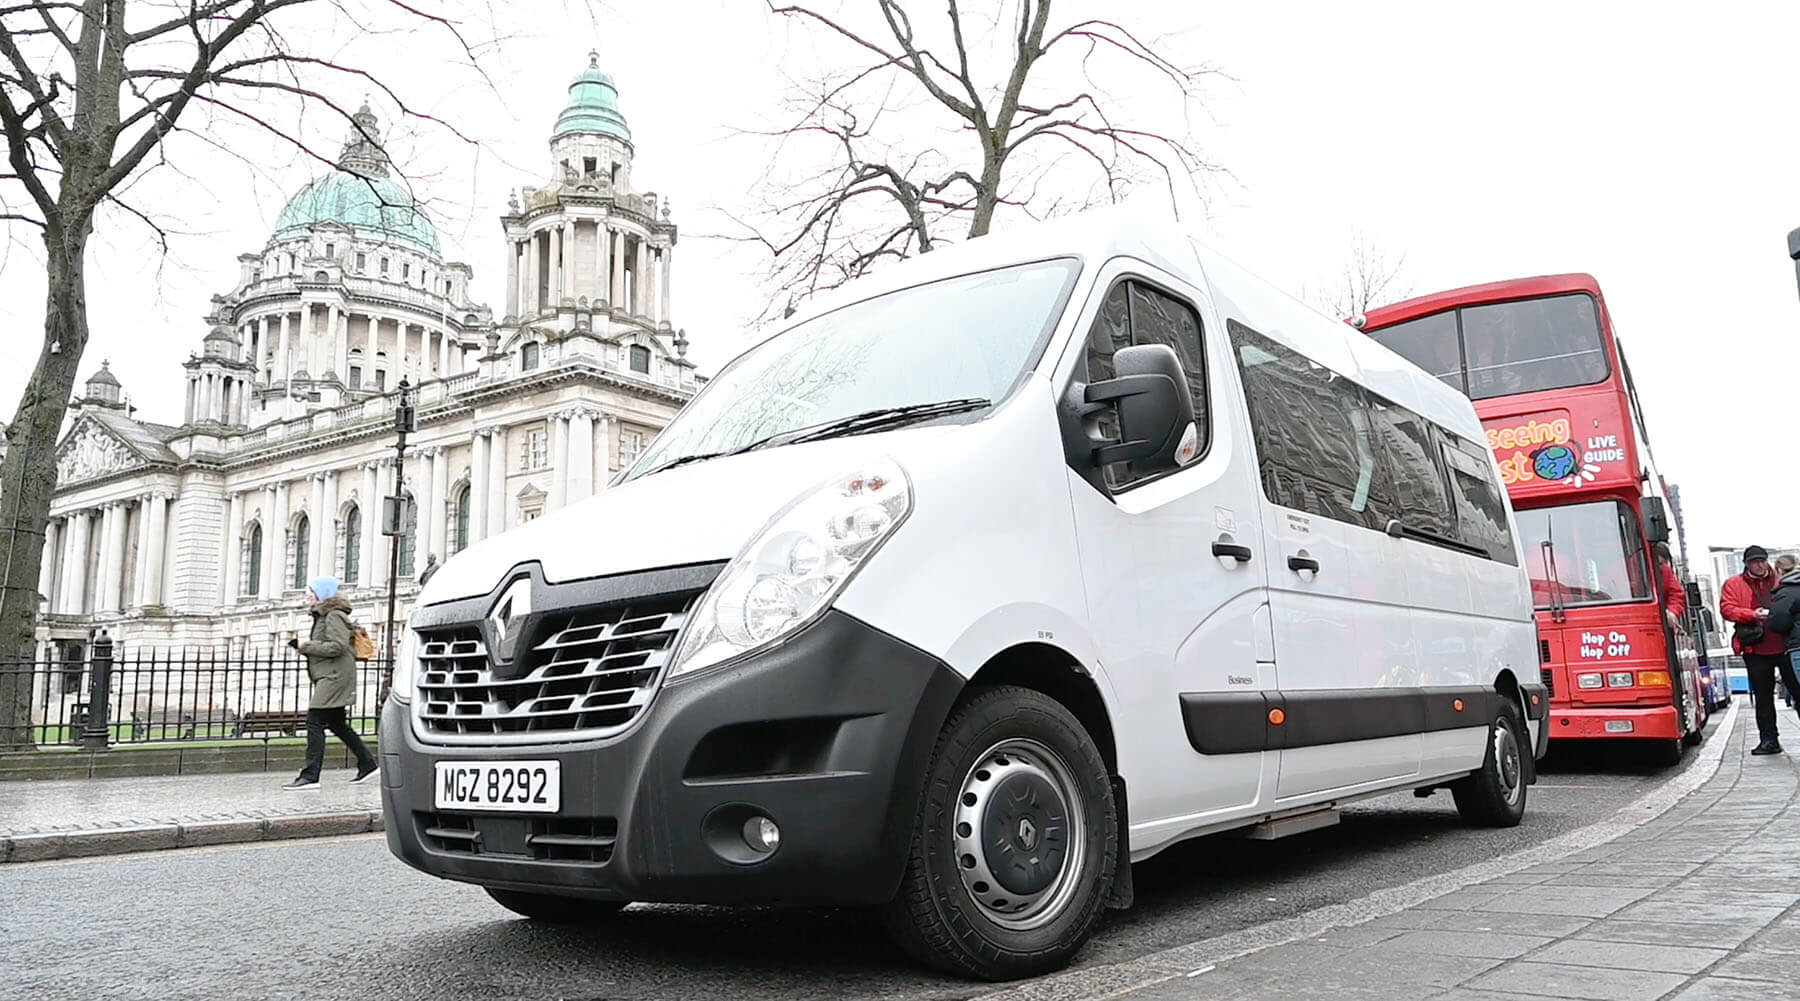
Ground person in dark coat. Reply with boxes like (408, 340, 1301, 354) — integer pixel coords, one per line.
(284, 576, 378, 789)
(1749, 553, 1800, 754)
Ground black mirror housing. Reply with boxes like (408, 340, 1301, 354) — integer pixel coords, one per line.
(1085, 343, 1198, 477)
(1641, 496, 1671, 544)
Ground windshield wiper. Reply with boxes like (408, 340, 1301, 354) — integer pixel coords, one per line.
(777, 398, 992, 446)
(637, 432, 786, 478)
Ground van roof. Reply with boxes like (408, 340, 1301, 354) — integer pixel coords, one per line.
(781, 207, 1489, 445)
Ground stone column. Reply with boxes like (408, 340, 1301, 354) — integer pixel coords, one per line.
(610, 230, 625, 311)
(258, 484, 278, 598)
(224, 492, 244, 603)
(37, 518, 59, 607)
(438, 329, 452, 377)
(598, 415, 619, 484)
(487, 426, 508, 538)
(63, 510, 92, 613)
(99, 504, 126, 613)
(278, 311, 292, 385)
(359, 462, 379, 589)
(659, 247, 673, 326)
(429, 446, 450, 564)
(506, 239, 521, 319)
(568, 409, 595, 502)
(308, 472, 326, 583)
(566, 220, 582, 302)
(525, 233, 540, 316)
(257, 316, 271, 380)
(327, 303, 342, 380)
(416, 448, 437, 577)
(550, 225, 564, 306)
(131, 498, 150, 607)
(596, 224, 612, 309)
(144, 495, 169, 607)
(636, 238, 650, 318)
(548, 412, 570, 511)
(469, 431, 490, 545)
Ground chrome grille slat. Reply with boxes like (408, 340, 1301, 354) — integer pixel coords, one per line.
(411, 590, 699, 743)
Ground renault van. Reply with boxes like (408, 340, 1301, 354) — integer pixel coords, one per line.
(380, 211, 1547, 980)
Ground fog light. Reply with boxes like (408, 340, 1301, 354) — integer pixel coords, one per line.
(1607, 672, 1634, 688)
(743, 815, 780, 854)
(1577, 673, 1604, 689)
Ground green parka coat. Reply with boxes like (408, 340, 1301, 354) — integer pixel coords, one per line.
(302, 595, 359, 709)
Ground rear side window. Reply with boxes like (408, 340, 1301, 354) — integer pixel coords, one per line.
(1228, 321, 1392, 528)
(1440, 434, 1519, 565)
(1082, 279, 1210, 490)
(1367, 394, 1457, 542)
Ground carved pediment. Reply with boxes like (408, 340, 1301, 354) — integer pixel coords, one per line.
(55, 420, 146, 485)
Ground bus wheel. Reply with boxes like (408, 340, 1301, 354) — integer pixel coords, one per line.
(1651, 738, 1685, 767)
(882, 686, 1116, 981)
(483, 888, 627, 923)
(1451, 699, 1528, 828)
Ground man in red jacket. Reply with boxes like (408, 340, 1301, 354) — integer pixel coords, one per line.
(1721, 545, 1790, 754)
(1654, 542, 1687, 632)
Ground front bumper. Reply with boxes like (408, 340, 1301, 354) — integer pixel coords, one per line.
(1548, 704, 1681, 741)
(381, 609, 963, 906)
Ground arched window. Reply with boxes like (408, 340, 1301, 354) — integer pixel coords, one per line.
(453, 485, 470, 554)
(343, 506, 362, 584)
(291, 513, 310, 590)
(521, 342, 541, 371)
(245, 524, 263, 596)
(629, 344, 651, 374)
(313, 271, 328, 283)
(397, 493, 416, 577)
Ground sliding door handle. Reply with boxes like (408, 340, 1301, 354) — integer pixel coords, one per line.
(1211, 541, 1253, 564)
(1287, 555, 1321, 574)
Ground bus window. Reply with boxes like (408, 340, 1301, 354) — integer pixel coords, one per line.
(1461, 294, 1608, 400)
(1364, 310, 1464, 393)
(1514, 500, 1652, 609)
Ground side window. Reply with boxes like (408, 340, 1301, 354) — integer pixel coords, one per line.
(1367, 394, 1457, 541)
(1081, 279, 1210, 490)
(1229, 321, 1390, 529)
(1439, 432, 1519, 565)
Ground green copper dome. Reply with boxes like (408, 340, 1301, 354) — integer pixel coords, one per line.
(553, 52, 632, 144)
(272, 172, 440, 255)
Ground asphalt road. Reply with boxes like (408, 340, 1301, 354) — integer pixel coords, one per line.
(0, 724, 1719, 1001)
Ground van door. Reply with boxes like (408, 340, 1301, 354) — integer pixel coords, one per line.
(1222, 322, 1422, 799)
(1056, 261, 1274, 847)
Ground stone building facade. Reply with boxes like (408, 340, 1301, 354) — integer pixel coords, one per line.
(33, 54, 699, 666)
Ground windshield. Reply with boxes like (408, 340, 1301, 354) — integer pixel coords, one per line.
(1515, 500, 1651, 609)
(1366, 293, 1609, 401)
(628, 260, 1079, 478)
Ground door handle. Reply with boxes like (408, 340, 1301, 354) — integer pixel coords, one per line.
(1212, 541, 1253, 564)
(1287, 555, 1321, 574)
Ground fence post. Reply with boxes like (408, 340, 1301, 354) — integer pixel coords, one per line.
(82, 630, 115, 750)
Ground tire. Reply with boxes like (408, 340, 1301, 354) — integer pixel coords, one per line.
(881, 685, 1116, 981)
(1451, 697, 1528, 827)
(483, 887, 627, 923)
(1650, 738, 1685, 767)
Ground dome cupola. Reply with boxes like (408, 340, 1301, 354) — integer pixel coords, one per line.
(269, 104, 441, 256)
(553, 51, 632, 146)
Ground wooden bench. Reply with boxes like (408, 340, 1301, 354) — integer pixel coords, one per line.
(234, 710, 310, 738)
(130, 707, 237, 740)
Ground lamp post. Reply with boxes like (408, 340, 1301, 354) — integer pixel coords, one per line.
(382, 378, 416, 699)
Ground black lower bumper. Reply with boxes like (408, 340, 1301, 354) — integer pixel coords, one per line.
(380, 610, 963, 906)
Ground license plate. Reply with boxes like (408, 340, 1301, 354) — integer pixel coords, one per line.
(1604, 720, 1634, 733)
(434, 761, 560, 813)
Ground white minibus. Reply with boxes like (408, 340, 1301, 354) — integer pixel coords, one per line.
(381, 210, 1547, 980)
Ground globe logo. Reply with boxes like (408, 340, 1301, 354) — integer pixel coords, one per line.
(1533, 445, 1577, 481)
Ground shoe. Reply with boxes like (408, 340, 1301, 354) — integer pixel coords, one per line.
(283, 777, 321, 790)
(1751, 741, 1783, 756)
(350, 765, 379, 784)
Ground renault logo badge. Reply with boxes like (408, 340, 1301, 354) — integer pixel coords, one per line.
(1017, 817, 1037, 851)
(487, 577, 532, 662)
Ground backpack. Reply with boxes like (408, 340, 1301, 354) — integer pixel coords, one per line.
(350, 625, 376, 661)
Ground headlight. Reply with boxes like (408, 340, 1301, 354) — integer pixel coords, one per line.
(1576, 672, 1604, 689)
(388, 626, 418, 702)
(1606, 671, 1634, 688)
(669, 460, 912, 678)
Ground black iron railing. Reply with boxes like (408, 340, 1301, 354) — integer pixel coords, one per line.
(1, 634, 389, 748)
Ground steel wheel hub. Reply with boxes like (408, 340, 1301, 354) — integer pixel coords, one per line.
(952, 738, 1087, 931)
(1495, 723, 1522, 805)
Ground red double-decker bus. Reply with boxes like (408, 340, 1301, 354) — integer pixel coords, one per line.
(1360, 274, 1706, 763)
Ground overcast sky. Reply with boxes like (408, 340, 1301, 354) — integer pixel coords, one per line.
(3, 1, 1797, 564)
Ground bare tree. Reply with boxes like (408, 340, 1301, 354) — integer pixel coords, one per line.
(730, 0, 1222, 320)
(1303, 231, 1414, 321)
(0, 0, 501, 750)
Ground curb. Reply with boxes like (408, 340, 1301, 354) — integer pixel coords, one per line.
(0, 809, 385, 864)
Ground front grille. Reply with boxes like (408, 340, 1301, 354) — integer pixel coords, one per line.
(414, 590, 698, 741)
(1541, 667, 1555, 698)
(1540, 639, 1553, 664)
(418, 812, 617, 863)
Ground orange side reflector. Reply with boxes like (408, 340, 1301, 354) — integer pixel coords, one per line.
(1453, 699, 1465, 712)
(1268, 707, 1286, 726)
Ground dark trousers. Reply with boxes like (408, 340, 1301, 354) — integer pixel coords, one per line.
(1745, 653, 1800, 743)
(300, 707, 376, 781)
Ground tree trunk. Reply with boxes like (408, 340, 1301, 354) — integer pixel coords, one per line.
(0, 232, 91, 750)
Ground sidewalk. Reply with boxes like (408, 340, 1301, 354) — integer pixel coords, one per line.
(0, 766, 382, 863)
(1046, 702, 1800, 1001)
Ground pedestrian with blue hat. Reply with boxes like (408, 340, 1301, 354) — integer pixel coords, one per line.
(284, 575, 378, 789)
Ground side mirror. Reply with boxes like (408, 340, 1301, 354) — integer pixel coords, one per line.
(1084, 343, 1198, 477)
(1641, 496, 1670, 544)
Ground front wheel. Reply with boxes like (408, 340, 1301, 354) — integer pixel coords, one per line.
(881, 686, 1116, 981)
(1650, 738, 1685, 767)
(484, 887, 627, 923)
(1451, 697, 1528, 827)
